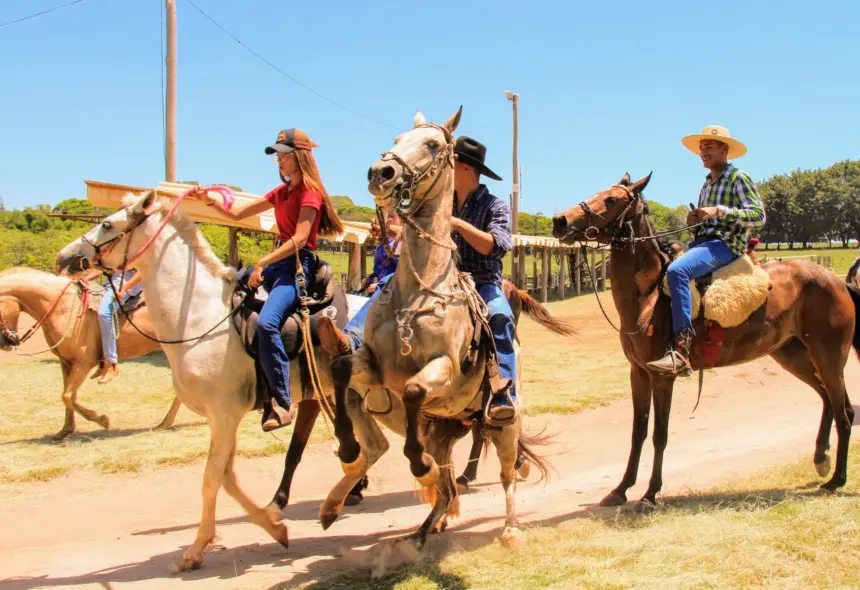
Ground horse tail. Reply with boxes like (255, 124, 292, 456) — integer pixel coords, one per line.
(502, 279, 577, 337)
(846, 283, 860, 360)
(516, 427, 554, 484)
(846, 257, 860, 287)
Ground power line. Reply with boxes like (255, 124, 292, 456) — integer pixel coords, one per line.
(0, 0, 89, 28)
(184, 0, 402, 131)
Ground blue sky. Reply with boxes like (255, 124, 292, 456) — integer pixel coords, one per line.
(2, 0, 858, 216)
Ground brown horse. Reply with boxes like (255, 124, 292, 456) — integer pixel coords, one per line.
(0, 267, 181, 439)
(552, 173, 857, 510)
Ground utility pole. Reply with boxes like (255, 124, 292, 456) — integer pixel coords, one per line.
(504, 90, 519, 235)
(165, 0, 178, 182)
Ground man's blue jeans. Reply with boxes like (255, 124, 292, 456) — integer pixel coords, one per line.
(666, 238, 737, 336)
(257, 250, 318, 408)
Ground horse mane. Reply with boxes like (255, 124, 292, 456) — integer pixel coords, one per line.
(0, 267, 51, 278)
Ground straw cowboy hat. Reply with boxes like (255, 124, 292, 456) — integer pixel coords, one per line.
(682, 125, 747, 160)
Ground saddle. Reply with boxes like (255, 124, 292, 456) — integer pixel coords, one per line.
(87, 288, 147, 314)
(230, 259, 348, 410)
(662, 252, 772, 369)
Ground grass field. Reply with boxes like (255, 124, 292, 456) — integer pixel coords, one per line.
(301, 442, 860, 590)
(757, 247, 857, 275)
(0, 293, 627, 484)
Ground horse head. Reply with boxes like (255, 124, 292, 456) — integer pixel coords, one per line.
(367, 106, 462, 213)
(0, 296, 21, 350)
(552, 172, 652, 244)
(56, 190, 163, 277)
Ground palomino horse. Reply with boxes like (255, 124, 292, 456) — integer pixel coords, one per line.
(552, 172, 858, 510)
(325, 107, 575, 554)
(0, 267, 180, 439)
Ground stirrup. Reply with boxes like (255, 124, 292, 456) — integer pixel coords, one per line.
(261, 400, 296, 432)
(648, 350, 692, 377)
(483, 388, 519, 428)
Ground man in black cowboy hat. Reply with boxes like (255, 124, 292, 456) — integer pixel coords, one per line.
(318, 136, 517, 425)
(449, 136, 518, 426)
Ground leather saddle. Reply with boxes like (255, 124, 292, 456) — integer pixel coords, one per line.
(231, 259, 348, 362)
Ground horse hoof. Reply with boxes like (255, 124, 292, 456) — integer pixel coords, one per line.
(172, 554, 203, 573)
(341, 451, 367, 479)
(415, 457, 440, 488)
(501, 526, 523, 549)
(51, 430, 73, 442)
(264, 503, 283, 522)
(344, 494, 363, 507)
(814, 456, 832, 478)
(517, 460, 531, 480)
(97, 415, 110, 430)
(272, 521, 289, 549)
(819, 478, 844, 494)
(455, 475, 470, 493)
(634, 499, 657, 515)
(599, 491, 626, 507)
(319, 499, 343, 531)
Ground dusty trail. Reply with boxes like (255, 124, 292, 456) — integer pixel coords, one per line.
(2, 355, 857, 589)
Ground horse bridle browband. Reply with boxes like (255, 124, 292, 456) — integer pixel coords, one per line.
(577, 183, 644, 245)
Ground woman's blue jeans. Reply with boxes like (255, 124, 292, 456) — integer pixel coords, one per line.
(257, 250, 318, 408)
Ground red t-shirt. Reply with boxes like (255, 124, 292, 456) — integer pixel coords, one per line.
(264, 182, 323, 250)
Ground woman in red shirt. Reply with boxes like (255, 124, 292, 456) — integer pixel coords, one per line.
(193, 128, 343, 430)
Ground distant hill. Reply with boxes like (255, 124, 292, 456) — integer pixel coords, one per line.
(330, 195, 376, 223)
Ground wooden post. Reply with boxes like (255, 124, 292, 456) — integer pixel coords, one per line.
(360, 244, 367, 280)
(558, 247, 566, 299)
(575, 248, 582, 295)
(227, 227, 239, 267)
(348, 241, 362, 291)
(165, 0, 178, 182)
(599, 250, 607, 291)
(541, 246, 550, 303)
(532, 250, 538, 292)
(518, 245, 526, 288)
(590, 248, 596, 291)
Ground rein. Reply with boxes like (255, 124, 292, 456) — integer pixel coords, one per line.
(1, 280, 89, 355)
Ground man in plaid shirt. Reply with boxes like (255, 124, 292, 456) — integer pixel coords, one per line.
(648, 126, 766, 376)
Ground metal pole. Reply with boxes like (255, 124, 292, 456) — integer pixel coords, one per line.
(165, 0, 178, 182)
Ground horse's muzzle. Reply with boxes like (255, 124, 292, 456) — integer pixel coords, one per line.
(55, 252, 90, 277)
(367, 160, 402, 197)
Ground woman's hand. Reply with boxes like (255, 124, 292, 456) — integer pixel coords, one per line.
(186, 186, 214, 205)
(248, 264, 265, 288)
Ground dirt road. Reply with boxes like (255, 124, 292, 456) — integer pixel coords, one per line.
(2, 355, 858, 589)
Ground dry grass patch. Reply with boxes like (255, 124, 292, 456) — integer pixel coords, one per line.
(307, 442, 860, 590)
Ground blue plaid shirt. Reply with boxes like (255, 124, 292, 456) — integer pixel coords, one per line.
(694, 164, 766, 255)
(452, 185, 513, 285)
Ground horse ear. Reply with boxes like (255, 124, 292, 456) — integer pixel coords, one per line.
(443, 105, 463, 133)
(414, 110, 426, 127)
(618, 172, 631, 186)
(631, 171, 653, 194)
(133, 190, 157, 215)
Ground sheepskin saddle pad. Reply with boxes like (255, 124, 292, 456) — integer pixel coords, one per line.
(662, 253, 772, 328)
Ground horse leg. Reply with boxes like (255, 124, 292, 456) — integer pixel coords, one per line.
(403, 355, 454, 487)
(320, 389, 390, 529)
(806, 350, 853, 492)
(267, 399, 321, 514)
(65, 362, 110, 431)
(407, 420, 468, 549)
(155, 396, 182, 430)
(456, 421, 483, 490)
(638, 375, 674, 511)
(330, 346, 381, 474)
(601, 364, 652, 506)
(487, 421, 523, 548)
(54, 361, 77, 440)
(771, 341, 834, 477)
(178, 415, 242, 571)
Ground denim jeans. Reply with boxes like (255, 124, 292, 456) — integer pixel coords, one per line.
(342, 274, 393, 352)
(97, 289, 128, 364)
(666, 238, 738, 336)
(257, 250, 318, 408)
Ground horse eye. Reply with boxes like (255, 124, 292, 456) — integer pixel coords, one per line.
(102, 221, 113, 230)
(427, 140, 440, 150)
(605, 197, 618, 208)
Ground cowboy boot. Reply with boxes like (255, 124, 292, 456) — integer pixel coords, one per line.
(318, 316, 352, 358)
(90, 361, 106, 380)
(262, 397, 296, 432)
(647, 330, 693, 376)
(98, 363, 120, 385)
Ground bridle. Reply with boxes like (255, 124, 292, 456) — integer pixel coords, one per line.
(81, 207, 152, 274)
(576, 183, 644, 247)
(378, 123, 456, 214)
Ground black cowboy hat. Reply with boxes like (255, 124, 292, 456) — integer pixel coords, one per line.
(454, 136, 502, 181)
